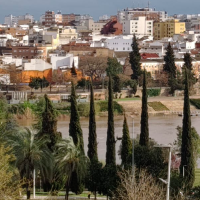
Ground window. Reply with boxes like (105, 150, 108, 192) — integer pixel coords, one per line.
(123, 47, 125, 50)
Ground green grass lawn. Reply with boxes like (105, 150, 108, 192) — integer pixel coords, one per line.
(115, 97, 140, 101)
(194, 169, 200, 187)
(35, 191, 106, 198)
(148, 101, 169, 111)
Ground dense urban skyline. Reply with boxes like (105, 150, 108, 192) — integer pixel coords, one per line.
(1, 0, 200, 22)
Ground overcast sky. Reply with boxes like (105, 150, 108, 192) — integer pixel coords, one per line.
(1, 0, 200, 22)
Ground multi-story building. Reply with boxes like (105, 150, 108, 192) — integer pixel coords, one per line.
(40, 15, 45, 23)
(4, 15, 18, 27)
(123, 16, 153, 36)
(101, 17, 122, 35)
(55, 11, 62, 24)
(62, 14, 76, 25)
(84, 19, 106, 34)
(59, 27, 78, 45)
(117, 7, 168, 23)
(4, 14, 34, 26)
(12, 46, 38, 59)
(154, 19, 186, 40)
(44, 10, 55, 27)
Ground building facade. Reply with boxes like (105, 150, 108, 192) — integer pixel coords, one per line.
(154, 19, 186, 40)
(123, 16, 153, 36)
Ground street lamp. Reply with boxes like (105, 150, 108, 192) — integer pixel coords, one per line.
(154, 144, 172, 200)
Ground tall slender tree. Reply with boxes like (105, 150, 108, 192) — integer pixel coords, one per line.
(86, 82, 102, 200)
(183, 53, 197, 88)
(163, 43, 176, 79)
(163, 43, 177, 94)
(106, 75, 116, 165)
(69, 81, 85, 194)
(88, 81, 98, 160)
(69, 81, 84, 154)
(180, 69, 195, 190)
(129, 34, 142, 81)
(139, 70, 149, 146)
(40, 94, 60, 151)
(121, 114, 132, 169)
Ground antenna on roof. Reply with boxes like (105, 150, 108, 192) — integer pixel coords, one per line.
(148, 1, 150, 9)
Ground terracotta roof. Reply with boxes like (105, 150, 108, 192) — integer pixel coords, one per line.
(141, 53, 159, 59)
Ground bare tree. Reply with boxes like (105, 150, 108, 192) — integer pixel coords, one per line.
(79, 56, 107, 80)
(113, 170, 182, 200)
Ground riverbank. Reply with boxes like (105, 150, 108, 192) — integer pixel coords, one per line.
(118, 96, 200, 116)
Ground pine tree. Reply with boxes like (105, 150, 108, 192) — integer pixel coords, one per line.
(121, 114, 132, 169)
(69, 81, 85, 194)
(139, 70, 149, 146)
(88, 81, 98, 160)
(183, 53, 197, 88)
(40, 94, 60, 151)
(106, 75, 116, 165)
(180, 69, 195, 190)
(129, 34, 142, 81)
(69, 81, 84, 153)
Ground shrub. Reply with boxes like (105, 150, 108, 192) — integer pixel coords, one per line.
(147, 89, 161, 97)
(190, 99, 200, 109)
(97, 101, 123, 114)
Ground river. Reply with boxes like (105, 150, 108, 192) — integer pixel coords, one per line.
(18, 114, 200, 164)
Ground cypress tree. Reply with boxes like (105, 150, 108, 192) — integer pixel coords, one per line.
(69, 81, 85, 194)
(139, 70, 149, 146)
(88, 81, 98, 160)
(163, 43, 177, 94)
(183, 53, 197, 88)
(121, 114, 132, 169)
(180, 69, 195, 190)
(71, 61, 77, 76)
(129, 34, 142, 81)
(106, 75, 116, 165)
(39, 94, 60, 192)
(69, 81, 84, 153)
(163, 42, 176, 79)
(40, 94, 60, 151)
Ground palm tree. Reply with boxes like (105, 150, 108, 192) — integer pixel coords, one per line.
(55, 137, 89, 200)
(6, 127, 53, 199)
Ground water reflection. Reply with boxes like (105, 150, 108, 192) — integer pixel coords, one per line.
(18, 115, 200, 164)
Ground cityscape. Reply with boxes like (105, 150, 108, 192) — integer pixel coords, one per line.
(1, 3, 200, 200)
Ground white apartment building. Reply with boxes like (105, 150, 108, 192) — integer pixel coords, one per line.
(105, 35, 133, 51)
(50, 54, 78, 70)
(123, 16, 153, 36)
(4, 14, 34, 26)
(4, 15, 18, 27)
(0, 34, 18, 47)
(117, 7, 168, 23)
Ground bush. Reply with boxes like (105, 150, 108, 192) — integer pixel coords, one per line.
(97, 101, 124, 114)
(190, 99, 200, 109)
(147, 89, 161, 97)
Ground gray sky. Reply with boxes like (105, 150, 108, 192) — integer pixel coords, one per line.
(0, 0, 200, 22)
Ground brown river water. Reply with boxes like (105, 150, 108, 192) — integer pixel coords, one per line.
(17, 115, 200, 165)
